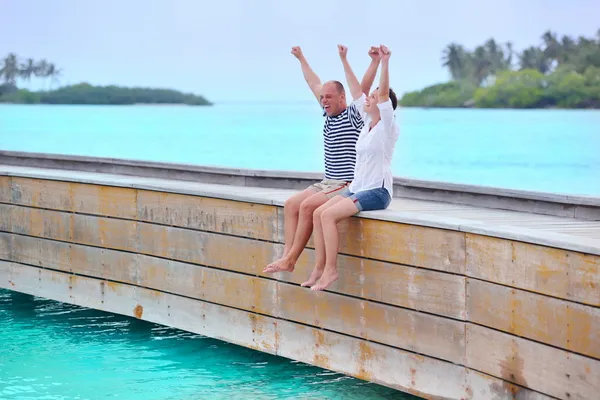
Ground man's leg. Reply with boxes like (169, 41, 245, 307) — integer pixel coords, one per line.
(264, 191, 329, 273)
(301, 195, 345, 287)
(311, 197, 359, 291)
(282, 188, 319, 257)
(267, 188, 317, 269)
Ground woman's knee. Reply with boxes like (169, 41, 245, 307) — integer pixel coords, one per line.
(320, 207, 336, 224)
(313, 205, 326, 224)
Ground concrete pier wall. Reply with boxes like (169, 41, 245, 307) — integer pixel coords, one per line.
(0, 168, 598, 400)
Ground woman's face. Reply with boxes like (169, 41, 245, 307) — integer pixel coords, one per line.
(365, 90, 380, 114)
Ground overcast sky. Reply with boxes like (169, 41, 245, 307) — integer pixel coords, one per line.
(2, 0, 599, 102)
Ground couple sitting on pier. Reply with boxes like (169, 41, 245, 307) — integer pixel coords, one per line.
(263, 44, 399, 290)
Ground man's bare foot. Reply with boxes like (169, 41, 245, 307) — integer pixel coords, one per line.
(310, 267, 339, 291)
(263, 257, 296, 274)
(300, 267, 324, 287)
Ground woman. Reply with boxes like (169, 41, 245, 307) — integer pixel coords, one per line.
(303, 44, 400, 291)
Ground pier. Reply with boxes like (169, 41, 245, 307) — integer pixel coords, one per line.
(0, 151, 598, 400)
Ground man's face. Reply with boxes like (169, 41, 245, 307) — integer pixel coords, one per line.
(320, 82, 345, 116)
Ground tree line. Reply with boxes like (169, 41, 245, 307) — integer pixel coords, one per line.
(0, 53, 61, 88)
(401, 29, 600, 108)
(0, 53, 211, 106)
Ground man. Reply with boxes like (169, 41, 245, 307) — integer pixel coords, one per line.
(263, 45, 381, 285)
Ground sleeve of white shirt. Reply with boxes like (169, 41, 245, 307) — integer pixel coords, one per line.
(348, 93, 367, 129)
(376, 99, 399, 146)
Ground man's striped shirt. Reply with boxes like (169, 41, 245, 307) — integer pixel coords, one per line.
(322, 99, 364, 181)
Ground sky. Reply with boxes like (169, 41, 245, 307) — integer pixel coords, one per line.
(2, 0, 599, 102)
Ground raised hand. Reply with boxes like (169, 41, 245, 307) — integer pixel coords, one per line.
(380, 45, 391, 61)
(291, 46, 304, 59)
(338, 44, 348, 59)
(368, 46, 381, 61)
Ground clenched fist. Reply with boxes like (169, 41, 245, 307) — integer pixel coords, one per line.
(380, 45, 391, 61)
(368, 46, 381, 61)
(291, 46, 304, 59)
(338, 44, 348, 59)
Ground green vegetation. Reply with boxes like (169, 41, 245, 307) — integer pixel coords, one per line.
(0, 54, 212, 106)
(400, 29, 600, 109)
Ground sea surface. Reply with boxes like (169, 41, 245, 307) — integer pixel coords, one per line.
(1, 103, 599, 197)
(0, 289, 415, 400)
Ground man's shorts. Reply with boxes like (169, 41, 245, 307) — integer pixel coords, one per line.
(308, 179, 350, 199)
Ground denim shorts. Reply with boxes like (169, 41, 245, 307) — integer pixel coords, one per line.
(340, 186, 392, 212)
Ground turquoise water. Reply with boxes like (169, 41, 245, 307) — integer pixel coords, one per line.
(1, 104, 599, 197)
(0, 289, 415, 399)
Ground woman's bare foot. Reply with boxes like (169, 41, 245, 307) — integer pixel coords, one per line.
(310, 267, 339, 291)
(301, 266, 324, 287)
(263, 256, 295, 273)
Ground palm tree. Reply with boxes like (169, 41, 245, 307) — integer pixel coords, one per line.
(519, 47, 550, 74)
(0, 53, 19, 85)
(560, 35, 576, 64)
(19, 58, 36, 87)
(46, 63, 62, 89)
(442, 43, 470, 81)
(484, 38, 506, 74)
(472, 46, 491, 86)
(504, 42, 514, 70)
(35, 59, 50, 89)
(542, 31, 560, 60)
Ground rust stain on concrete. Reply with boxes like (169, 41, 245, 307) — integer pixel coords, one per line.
(356, 341, 374, 381)
(493, 340, 526, 397)
(133, 304, 144, 319)
(312, 330, 330, 370)
(273, 322, 280, 353)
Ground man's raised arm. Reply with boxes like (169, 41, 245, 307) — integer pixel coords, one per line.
(361, 46, 381, 96)
(338, 44, 362, 101)
(291, 46, 322, 104)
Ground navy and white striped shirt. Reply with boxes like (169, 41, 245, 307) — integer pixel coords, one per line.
(322, 97, 364, 181)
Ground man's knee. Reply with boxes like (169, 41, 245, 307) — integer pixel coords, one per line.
(284, 194, 305, 213)
(299, 195, 327, 217)
(299, 199, 316, 217)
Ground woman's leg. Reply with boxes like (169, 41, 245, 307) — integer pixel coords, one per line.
(311, 197, 359, 291)
(301, 195, 346, 287)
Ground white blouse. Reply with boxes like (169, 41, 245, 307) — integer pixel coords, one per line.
(349, 94, 400, 197)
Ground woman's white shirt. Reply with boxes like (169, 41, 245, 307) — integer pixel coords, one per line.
(348, 93, 400, 197)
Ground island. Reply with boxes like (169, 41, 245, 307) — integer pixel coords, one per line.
(400, 29, 600, 109)
(0, 54, 212, 106)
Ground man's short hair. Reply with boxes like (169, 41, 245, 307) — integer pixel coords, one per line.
(332, 80, 345, 94)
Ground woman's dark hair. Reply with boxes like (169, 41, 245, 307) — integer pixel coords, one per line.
(389, 88, 398, 110)
(375, 86, 398, 110)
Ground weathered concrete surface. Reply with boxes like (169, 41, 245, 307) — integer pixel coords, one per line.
(0, 260, 555, 400)
(1, 167, 599, 256)
(466, 324, 599, 400)
(0, 166, 598, 400)
(1, 150, 599, 219)
(467, 279, 600, 359)
(466, 234, 600, 307)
